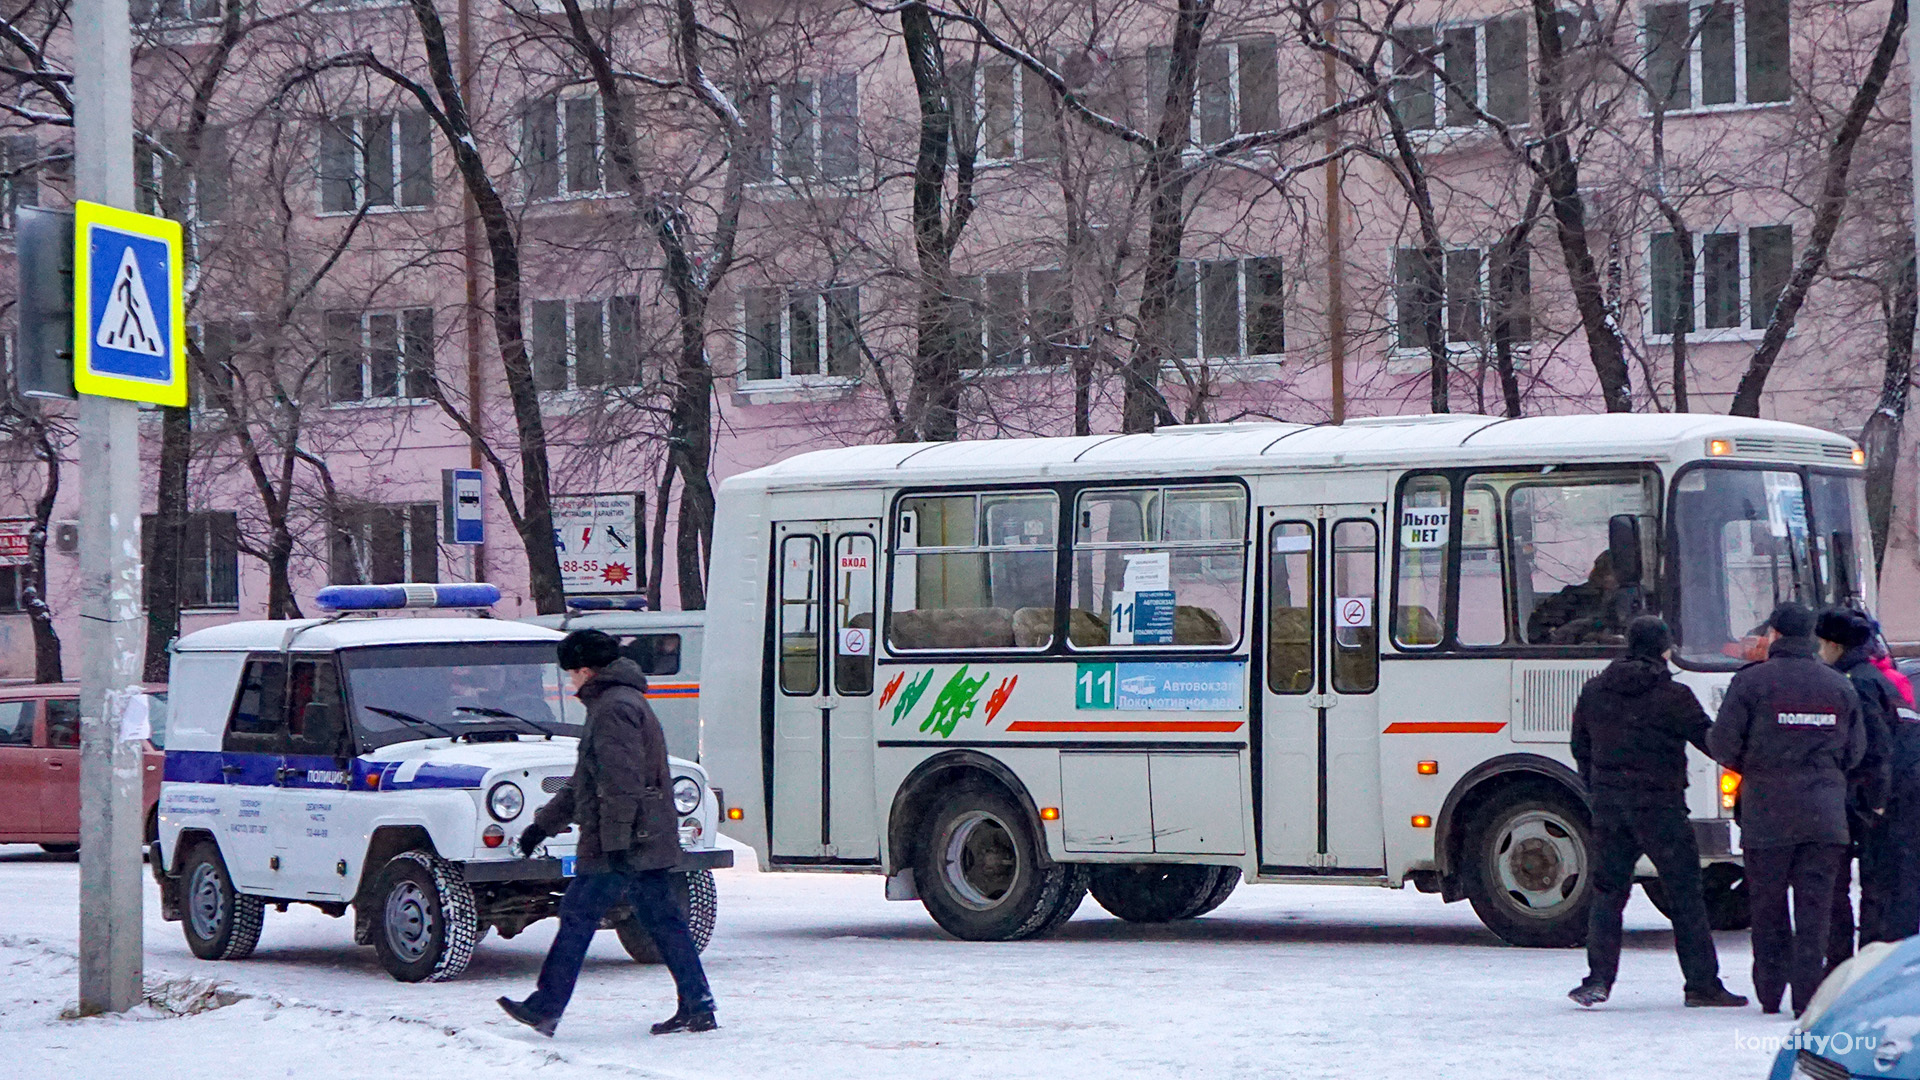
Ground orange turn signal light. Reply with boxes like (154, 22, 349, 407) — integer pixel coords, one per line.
(1720, 769, 1741, 810)
(1411, 814, 1433, 829)
(726, 807, 744, 821)
(1417, 760, 1439, 775)
(1040, 807, 1060, 821)
(1853, 447, 1867, 465)
(1708, 438, 1733, 456)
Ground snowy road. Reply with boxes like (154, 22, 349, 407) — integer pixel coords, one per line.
(6, 843, 1791, 1079)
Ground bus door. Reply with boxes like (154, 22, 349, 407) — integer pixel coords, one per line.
(1259, 505, 1385, 873)
(768, 519, 881, 863)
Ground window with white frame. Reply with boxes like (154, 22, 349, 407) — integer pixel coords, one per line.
(330, 503, 438, 586)
(956, 62, 1058, 163)
(326, 308, 435, 402)
(1394, 246, 1533, 353)
(0, 134, 39, 231)
(137, 127, 228, 224)
(132, 0, 221, 24)
(1648, 225, 1792, 337)
(1165, 257, 1285, 360)
(1145, 37, 1281, 145)
(521, 94, 614, 199)
(1644, 0, 1790, 112)
(530, 297, 641, 391)
(1392, 17, 1529, 130)
(741, 286, 862, 382)
(141, 510, 240, 610)
(747, 76, 859, 182)
(954, 269, 1074, 368)
(320, 111, 432, 213)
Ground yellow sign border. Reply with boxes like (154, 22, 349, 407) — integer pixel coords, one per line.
(71, 200, 186, 407)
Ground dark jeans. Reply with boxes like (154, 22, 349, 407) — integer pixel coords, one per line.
(524, 869, 714, 1024)
(1747, 843, 1848, 1015)
(1828, 814, 1894, 968)
(1585, 805, 1722, 994)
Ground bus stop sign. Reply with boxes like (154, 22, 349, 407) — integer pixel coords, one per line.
(72, 200, 186, 406)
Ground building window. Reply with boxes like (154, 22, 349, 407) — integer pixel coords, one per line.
(1144, 37, 1281, 145)
(521, 94, 614, 199)
(1166, 257, 1285, 360)
(137, 128, 228, 225)
(748, 76, 859, 181)
(326, 308, 435, 402)
(141, 510, 240, 610)
(192, 319, 248, 412)
(741, 286, 861, 382)
(1393, 246, 1531, 353)
(530, 297, 641, 391)
(330, 504, 438, 585)
(1648, 225, 1792, 336)
(132, 0, 221, 23)
(1392, 17, 1529, 130)
(0, 564, 28, 614)
(956, 62, 1057, 163)
(1644, 0, 1790, 112)
(955, 270, 1074, 368)
(1, 135, 39, 231)
(320, 111, 432, 213)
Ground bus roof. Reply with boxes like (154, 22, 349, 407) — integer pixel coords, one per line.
(727, 413, 1859, 492)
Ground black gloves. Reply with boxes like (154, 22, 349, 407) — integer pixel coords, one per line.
(517, 824, 550, 856)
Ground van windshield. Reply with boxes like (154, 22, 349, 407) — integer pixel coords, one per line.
(340, 643, 585, 750)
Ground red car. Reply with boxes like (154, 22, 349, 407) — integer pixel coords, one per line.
(0, 684, 166, 852)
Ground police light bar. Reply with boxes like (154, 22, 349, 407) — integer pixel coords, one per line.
(314, 583, 503, 611)
(564, 596, 650, 611)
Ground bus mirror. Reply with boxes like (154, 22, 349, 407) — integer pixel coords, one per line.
(1608, 515, 1643, 587)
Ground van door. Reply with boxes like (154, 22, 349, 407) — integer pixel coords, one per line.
(1258, 504, 1385, 873)
(769, 519, 881, 863)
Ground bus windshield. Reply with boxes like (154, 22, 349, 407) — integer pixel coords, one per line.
(1671, 466, 1873, 667)
(340, 642, 585, 750)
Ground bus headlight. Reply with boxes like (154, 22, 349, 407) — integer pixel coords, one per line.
(488, 781, 525, 821)
(673, 777, 702, 815)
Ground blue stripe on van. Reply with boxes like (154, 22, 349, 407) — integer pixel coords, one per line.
(164, 750, 482, 791)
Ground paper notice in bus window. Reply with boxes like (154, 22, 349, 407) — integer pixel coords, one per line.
(1272, 532, 1312, 553)
(1335, 597, 1374, 628)
(1110, 589, 1176, 645)
(1764, 473, 1807, 539)
(838, 552, 871, 572)
(1461, 490, 1495, 547)
(837, 627, 871, 656)
(1400, 508, 1450, 548)
(1121, 551, 1171, 591)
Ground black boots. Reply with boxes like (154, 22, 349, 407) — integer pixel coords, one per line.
(651, 1004, 719, 1035)
(1568, 980, 1611, 1007)
(1685, 985, 1750, 1008)
(497, 996, 559, 1037)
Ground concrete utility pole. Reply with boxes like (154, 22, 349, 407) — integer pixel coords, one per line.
(74, 0, 147, 1015)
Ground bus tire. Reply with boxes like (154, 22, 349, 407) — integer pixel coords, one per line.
(615, 869, 719, 963)
(368, 850, 477, 983)
(180, 841, 265, 961)
(1461, 784, 1592, 948)
(915, 781, 1077, 941)
(1088, 864, 1229, 923)
(1187, 867, 1242, 918)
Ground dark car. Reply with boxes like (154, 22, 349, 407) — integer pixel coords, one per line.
(0, 684, 166, 851)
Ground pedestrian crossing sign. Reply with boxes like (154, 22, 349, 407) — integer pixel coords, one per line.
(72, 200, 186, 406)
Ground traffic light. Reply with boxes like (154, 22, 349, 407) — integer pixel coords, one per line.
(15, 205, 75, 399)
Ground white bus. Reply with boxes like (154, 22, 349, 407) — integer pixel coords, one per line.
(702, 413, 1872, 946)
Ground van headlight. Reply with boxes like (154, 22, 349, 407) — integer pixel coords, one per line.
(673, 777, 702, 815)
(487, 781, 525, 821)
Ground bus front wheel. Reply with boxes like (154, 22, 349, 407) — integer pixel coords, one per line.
(915, 782, 1085, 941)
(1461, 784, 1593, 948)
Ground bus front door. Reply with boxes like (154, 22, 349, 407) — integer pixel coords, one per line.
(768, 519, 881, 864)
(1259, 505, 1386, 874)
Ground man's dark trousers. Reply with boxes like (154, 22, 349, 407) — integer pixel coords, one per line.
(523, 869, 713, 1023)
(1747, 843, 1848, 1014)
(1585, 805, 1721, 992)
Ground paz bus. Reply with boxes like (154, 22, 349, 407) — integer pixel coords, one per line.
(701, 413, 1872, 946)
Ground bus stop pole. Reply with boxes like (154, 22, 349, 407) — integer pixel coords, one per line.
(74, 0, 146, 1016)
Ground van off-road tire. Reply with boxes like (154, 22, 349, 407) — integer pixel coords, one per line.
(1089, 865, 1234, 923)
(1461, 785, 1593, 948)
(367, 851, 478, 983)
(180, 842, 265, 961)
(615, 869, 719, 963)
(916, 781, 1082, 941)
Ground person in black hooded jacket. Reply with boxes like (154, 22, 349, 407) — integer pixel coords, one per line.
(1816, 607, 1895, 968)
(1568, 616, 1746, 1009)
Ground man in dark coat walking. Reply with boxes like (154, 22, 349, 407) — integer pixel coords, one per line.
(1709, 602, 1865, 1016)
(1568, 616, 1746, 1008)
(498, 630, 716, 1037)
(1815, 607, 1893, 970)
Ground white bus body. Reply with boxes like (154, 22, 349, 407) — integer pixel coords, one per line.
(703, 414, 1873, 945)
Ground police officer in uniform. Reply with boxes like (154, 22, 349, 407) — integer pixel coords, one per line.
(1815, 607, 1893, 969)
(1709, 602, 1865, 1016)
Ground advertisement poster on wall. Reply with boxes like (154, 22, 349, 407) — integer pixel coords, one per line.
(552, 494, 642, 594)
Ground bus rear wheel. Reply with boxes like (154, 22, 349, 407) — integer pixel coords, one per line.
(1461, 784, 1592, 948)
(916, 782, 1082, 941)
(1089, 864, 1232, 923)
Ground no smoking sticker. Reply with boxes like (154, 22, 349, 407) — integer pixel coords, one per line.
(838, 627, 871, 656)
(1336, 597, 1374, 628)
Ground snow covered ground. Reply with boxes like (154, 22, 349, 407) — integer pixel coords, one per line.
(4, 842, 1793, 1079)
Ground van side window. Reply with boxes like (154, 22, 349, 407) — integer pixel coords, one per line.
(887, 491, 1058, 651)
(1070, 485, 1247, 649)
(226, 658, 288, 754)
(618, 634, 683, 676)
(284, 659, 349, 757)
(1394, 475, 1451, 648)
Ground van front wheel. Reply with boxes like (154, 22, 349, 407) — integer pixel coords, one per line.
(915, 782, 1081, 941)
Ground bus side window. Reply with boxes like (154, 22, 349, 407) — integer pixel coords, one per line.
(887, 491, 1058, 651)
(1267, 522, 1314, 693)
(1394, 476, 1451, 648)
(779, 536, 822, 694)
(1070, 484, 1247, 650)
(1332, 520, 1379, 692)
(1457, 486, 1507, 646)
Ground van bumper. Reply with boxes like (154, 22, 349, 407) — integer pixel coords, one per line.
(462, 847, 734, 883)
